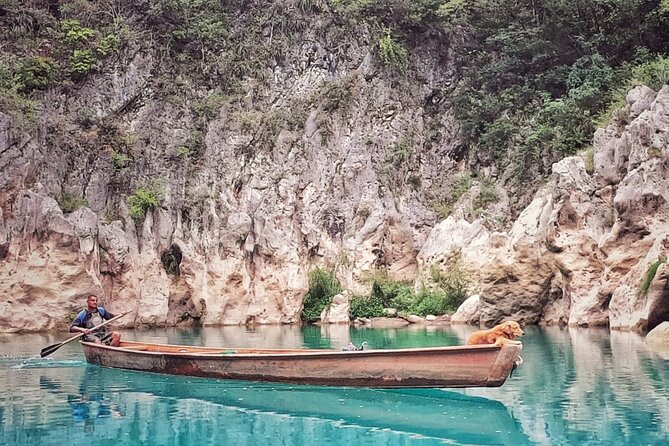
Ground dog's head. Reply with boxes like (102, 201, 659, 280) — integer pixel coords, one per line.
(500, 321, 524, 339)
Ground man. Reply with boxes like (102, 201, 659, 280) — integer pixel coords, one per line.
(70, 294, 121, 346)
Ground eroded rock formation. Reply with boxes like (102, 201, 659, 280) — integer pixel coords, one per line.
(0, 21, 460, 331)
(1, 28, 667, 332)
(424, 86, 669, 332)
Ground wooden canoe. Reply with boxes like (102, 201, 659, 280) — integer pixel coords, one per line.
(81, 340, 522, 388)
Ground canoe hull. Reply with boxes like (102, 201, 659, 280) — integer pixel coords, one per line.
(82, 341, 521, 388)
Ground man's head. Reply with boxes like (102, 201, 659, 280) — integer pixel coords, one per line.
(86, 294, 99, 311)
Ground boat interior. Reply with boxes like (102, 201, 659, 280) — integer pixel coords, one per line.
(85, 340, 501, 356)
(113, 340, 323, 355)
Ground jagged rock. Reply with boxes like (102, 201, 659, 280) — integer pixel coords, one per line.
(414, 86, 669, 330)
(98, 221, 130, 276)
(1, 8, 668, 335)
(0, 192, 106, 331)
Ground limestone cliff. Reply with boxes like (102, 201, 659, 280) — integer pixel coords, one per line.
(1, 2, 667, 333)
(420, 86, 669, 333)
(0, 3, 463, 331)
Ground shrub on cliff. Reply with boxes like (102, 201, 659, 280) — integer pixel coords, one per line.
(17, 57, 56, 93)
(58, 191, 88, 213)
(378, 31, 409, 72)
(631, 54, 669, 91)
(640, 258, 666, 296)
(128, 184, 162, 221)
(302, 268, 343, 322)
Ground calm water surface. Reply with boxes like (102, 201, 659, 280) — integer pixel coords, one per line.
(1, 325, 668, 445)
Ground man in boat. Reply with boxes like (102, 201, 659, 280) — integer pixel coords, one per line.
(70, 294, 121, 347)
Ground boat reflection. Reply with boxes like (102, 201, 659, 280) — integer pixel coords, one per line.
(71, 365, 530, 445)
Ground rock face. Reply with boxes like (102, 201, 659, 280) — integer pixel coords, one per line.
(1, 8, 668, 333)
(0, 16, 459, 332)
(421, 86, 669, 332)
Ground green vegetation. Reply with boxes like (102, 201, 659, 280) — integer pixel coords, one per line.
(61, 19, 95, 45)
(96, 34, 122, 57)
(329, 0, 669, 184)
(349, 292, 387, 319)
(1, 0, 668, 216)
(378, 31, 408, 72)
(317, 74, 358, 114)
(69, 50, 94, 78)
(302, 268, 343, 322)
(176, 146, 194, 158)
(473, 176, 498, 210)
(430, 173, 471, 218)
(640, 257, 666, 296)
(111, 151, 132, 171)
(192, 91, 228, 120)
(631, 54, 669, 91)
(128, 184, 162, 221)
(350, 264, 470, 318)
(17, 57, 56, 93)
(385, 136, 413, 167)
(147, 0, 229, 60)
(58, 191, 89, 213)
(447, 1, 669, 183)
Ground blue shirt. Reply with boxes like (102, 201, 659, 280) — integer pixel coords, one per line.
(71, 307, 113, 330)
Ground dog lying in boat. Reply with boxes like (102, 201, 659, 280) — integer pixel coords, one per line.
(466, 321, 524, 347)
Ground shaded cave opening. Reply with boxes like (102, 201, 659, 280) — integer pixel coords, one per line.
(161, 244, 183, 277)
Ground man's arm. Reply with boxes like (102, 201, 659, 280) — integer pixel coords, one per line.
(69, 311, 90, 334)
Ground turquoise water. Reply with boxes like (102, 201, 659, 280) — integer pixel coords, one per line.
(1, 325, 668, 445)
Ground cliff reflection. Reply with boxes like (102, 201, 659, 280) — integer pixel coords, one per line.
(459, 326, 669, 445)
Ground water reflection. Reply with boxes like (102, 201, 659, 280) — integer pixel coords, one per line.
(1, 325, 668, 445)
(460, 326, 669, 445)
(99, 367, 528, 444)
(1, 363, 528, 445)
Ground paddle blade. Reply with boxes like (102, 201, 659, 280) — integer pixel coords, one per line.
(40, 343, 62, 358)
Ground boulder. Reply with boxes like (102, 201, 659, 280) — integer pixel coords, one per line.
(451, 295, 481, 324)
(406, 314, 426, 324)
(320, 291, 351, 324)
(646, 322, 669, 351)
(369, 317, 410, 328)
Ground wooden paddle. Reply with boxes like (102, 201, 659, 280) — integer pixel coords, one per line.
(40, 310, 131, 358)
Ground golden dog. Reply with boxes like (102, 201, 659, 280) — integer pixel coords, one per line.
(466, 321, 524, 346)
